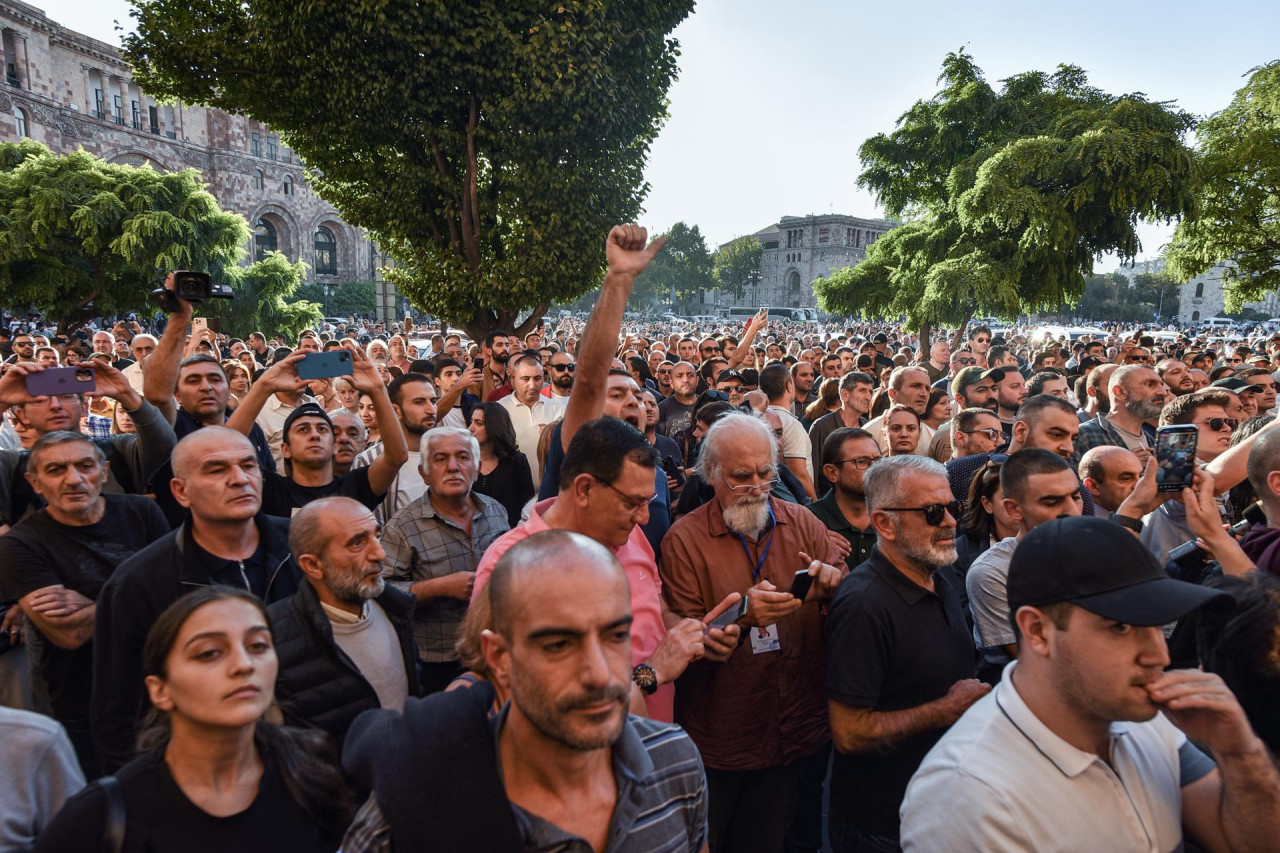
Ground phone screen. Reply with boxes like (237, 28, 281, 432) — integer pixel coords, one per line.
(1155, 427, 1198, 493)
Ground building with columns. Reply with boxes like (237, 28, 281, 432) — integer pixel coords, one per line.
(1, 0, 402, 316)
(712, 213, 897, 310)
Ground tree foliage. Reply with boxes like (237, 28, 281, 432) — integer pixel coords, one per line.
(1073, 272, 1179, 323)
(815, 50, 1198, 333)
(1167, 62, 1280, 311)
(124, 0, 693, 341)
(713, 236, 763, 300)
(630, 222, 713, 311)
(203, 253, 320, 341)
(0, 139, 246, 332)
(289, 280, 377, 319)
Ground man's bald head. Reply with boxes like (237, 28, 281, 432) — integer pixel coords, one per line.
(171, 425, 256, 478)
(488, 530, 626, 639)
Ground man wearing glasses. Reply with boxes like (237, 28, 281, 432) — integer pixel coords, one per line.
(810, 427, 882, 571)
(660, 413, 844, 853)
(928, 366, 997, 464)
(825, 454, 985, 851)
(968, 325, 993, 367)
(5, 333, 35, 365)
(544, 351, 575, 400)
(809, 371, 874, 496)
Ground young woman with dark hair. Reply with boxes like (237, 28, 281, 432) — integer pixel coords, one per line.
(469, 402, 535, 528)
(37, 587, 349, 852)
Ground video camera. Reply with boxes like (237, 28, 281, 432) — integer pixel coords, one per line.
(151, 271, 233, 313)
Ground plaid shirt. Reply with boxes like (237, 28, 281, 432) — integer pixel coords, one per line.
(1071, 414, 1156, 468)
(380, 489, 509, 662)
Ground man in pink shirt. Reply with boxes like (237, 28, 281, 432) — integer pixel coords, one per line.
(474, 418, 741, 720)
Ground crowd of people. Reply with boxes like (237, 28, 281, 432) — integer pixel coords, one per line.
(0, 223, 1278, 851)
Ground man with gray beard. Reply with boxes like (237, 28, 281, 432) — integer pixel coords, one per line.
(268, 497, 422, 748)
(1071, 364, 1167, 467)
(824, 455, 986, 851)
(660, 412, 844, 853)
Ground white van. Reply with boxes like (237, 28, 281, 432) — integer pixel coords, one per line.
(1204, 317, 1234, 329)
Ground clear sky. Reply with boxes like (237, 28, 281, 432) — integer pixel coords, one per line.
(33, 0, 1280, 267)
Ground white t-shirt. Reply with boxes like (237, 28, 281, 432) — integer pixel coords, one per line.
(395, 450, 426, 512)
(769, 405, 813, 482)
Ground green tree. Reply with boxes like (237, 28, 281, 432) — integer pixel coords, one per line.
(203, 253, 320, 341)
(0, 140, 246, 332)
(630, 222, 713, 312)
(713, 236, 763, 300)
(816, 50, 1197, 345)
(288, 280, 376, 319)
(124, 1, 693, 341)
(1167, 62, 1280, 311)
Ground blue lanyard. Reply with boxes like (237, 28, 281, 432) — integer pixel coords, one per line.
(736, 502, 776, 582)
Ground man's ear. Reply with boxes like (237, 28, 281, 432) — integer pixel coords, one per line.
(1012, 421, 1030, 445)
(1014, 605, 1055, 658)
(170, 476, 192, 509)
(869, 508, 897, 540)
(481, 629, 512, 691)
(1002, 496, 1025, 527)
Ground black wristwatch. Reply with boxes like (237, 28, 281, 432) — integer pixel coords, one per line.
(632, 662, 659, 695)
(1112, 514, 1144, 533)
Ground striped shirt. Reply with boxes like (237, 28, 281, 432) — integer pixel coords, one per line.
(340, 710, 708, 853)
(380, 489, 510, 662)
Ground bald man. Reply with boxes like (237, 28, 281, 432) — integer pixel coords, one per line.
(1078, 445, 1144, 518)
(91, 427, 304, 772)
(342, 530, 710, 852)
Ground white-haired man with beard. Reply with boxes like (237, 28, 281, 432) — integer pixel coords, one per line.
(824, 454, 987, 851)
(659, 412, 844, 853)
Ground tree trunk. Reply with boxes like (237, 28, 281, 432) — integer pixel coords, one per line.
(916, 320, 931, 360)
(951, 307, 975, 351)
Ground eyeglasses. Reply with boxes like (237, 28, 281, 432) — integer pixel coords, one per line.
(879, 501, 961, 526)
(835, 456, 880, 469)
(718, 384, 744, 394)
(959, 427, 1003, 442)
(701, 347, 720, 354)
(719, 470, 779, 493)
(549, 363, 575, 372)
(596, 478, 658, 513)
(1196, 417, 1239, 432)
(955, 357, 976, 366)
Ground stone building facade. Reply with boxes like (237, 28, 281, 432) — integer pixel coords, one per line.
(713, 213, 897, 309)
(1, 0, 386, 308)
(1176, 261, 1280, 325)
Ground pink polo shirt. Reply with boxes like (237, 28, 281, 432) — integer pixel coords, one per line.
(472, 498, 672, 720)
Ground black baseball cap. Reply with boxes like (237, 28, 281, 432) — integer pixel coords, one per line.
(1211, 377, 1254, 394)
(1008, 517, 1234, 626)
(981, 366, 1009, 383)
(282, 402, 333, 440)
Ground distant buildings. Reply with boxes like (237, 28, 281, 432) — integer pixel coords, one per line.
(712, 213, 897, 309)
(1117, 258, 1280, 325)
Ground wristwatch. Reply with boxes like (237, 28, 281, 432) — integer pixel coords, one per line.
(1112, 514, 1144, 533)
(631, 662, 659, 695)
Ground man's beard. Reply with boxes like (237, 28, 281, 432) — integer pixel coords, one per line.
(1124, 396, 1163, 421)
(553, 374, 573, 390)
(330, 567, 385, 604)
(510, 664, 628, 751)
(493, 352, 510, 365)
(895, 521, 957, 572)
(835, 481, 865, 501)
(722, 494, 770, 539)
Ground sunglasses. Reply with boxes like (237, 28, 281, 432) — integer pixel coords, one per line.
(718, 384, 744, 393)
(549, 363, 575, 372)
(1198, 417, 1239, 432)
(701, 347, 720, 354)
(880, 500, 961, 527)
(955, 357, 976, 366)
(703, 390, 730, 402)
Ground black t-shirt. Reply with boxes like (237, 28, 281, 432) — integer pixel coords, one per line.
(0, 495, 169, 721)
(657, 396, 695, 439)
(259, 466, 381, 518)
(35, 745, 335, 853)
(824, 546, 977, 839)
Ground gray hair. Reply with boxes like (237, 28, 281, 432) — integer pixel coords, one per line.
(421, 426, 481, 470)
(1247, 427, 1280, 505)
(28, 430, 106, 470)
(696, 411, 776, 480)
(863, 454, 948, 514)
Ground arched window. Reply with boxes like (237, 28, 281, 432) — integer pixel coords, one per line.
(1194, 282, 1204, 298)
(1192, 311, 1200, 322)
(13, 107, 27, 138)
(254, 219, 277, 262)
(314, 226, 337, 275)
(251, 169, 264, 191)
(282, 176, 293, 196)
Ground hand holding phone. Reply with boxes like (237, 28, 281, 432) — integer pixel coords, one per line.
(707, 596, 749, 630)
(789, 568, 815, 602)
(297, 350, 354, 381)
(24, 366, 96, 397)
(1155, 424, 1198, 493)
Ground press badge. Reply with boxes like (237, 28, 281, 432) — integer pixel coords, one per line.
(751, 624, 781, 654)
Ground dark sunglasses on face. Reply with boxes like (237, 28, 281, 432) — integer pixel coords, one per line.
(550, 363, 574, 372)
(880, 501, 961, 527)
(1199, 417, 1239, 432)
(701, 347, 720, 354)
(955, 357, 976, 366)
(718, 384, 744, 393)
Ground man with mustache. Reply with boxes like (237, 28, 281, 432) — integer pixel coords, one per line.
(0, 431, 169, 777)
(380, 428, 511, 694)
(825, 454, 986, 851)
(341, 531, 710, 852)
(901, 517, 1279, 853)
(330, 410, 368, 476)
(269, 497, 422, 748)
(1072, 364, 1167, 467)
(660, 412, 844, 853)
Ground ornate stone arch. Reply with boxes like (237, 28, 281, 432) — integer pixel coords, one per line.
(247, 202, 302, 262)
(308, 213, 351, 280)
(101, 148, 177, 172)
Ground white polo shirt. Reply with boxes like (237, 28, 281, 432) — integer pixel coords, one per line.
(900, 662, 1214, 853)
(498, 392, 566, 485)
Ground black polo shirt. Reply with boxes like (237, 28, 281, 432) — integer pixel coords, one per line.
(806, 491, 876, 572)
(824, 545, 977, 839)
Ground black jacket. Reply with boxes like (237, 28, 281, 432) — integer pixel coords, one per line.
(269, 581, 422, 747)
(91, 513, 301, 773)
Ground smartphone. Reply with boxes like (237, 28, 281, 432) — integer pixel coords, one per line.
(707, 596, 749, 630)
(661, 456, 686, 488)
(472, 357, 485, 372)
(25, 366, 96, 397)
(1155, 424, 1198, 493)
(296, 350, 353, 380)
(192, 317, 208, 334)
(790, 568, 815, 601)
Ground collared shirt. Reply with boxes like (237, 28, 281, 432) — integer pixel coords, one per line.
(254, 392, 313, 470)
(472, 497, 672, 720)
(824, 545, 977, 838)
(340, 710, 708, 853)
(659, 497, 843, 771)
(807, 490, 876, 572)
(1072, 413, 1156, 467)
(497, 393, 566, 485)
(121, 360, 145, 394)
(381, 489, 510, 662)
(901, 662, 1216, 853)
